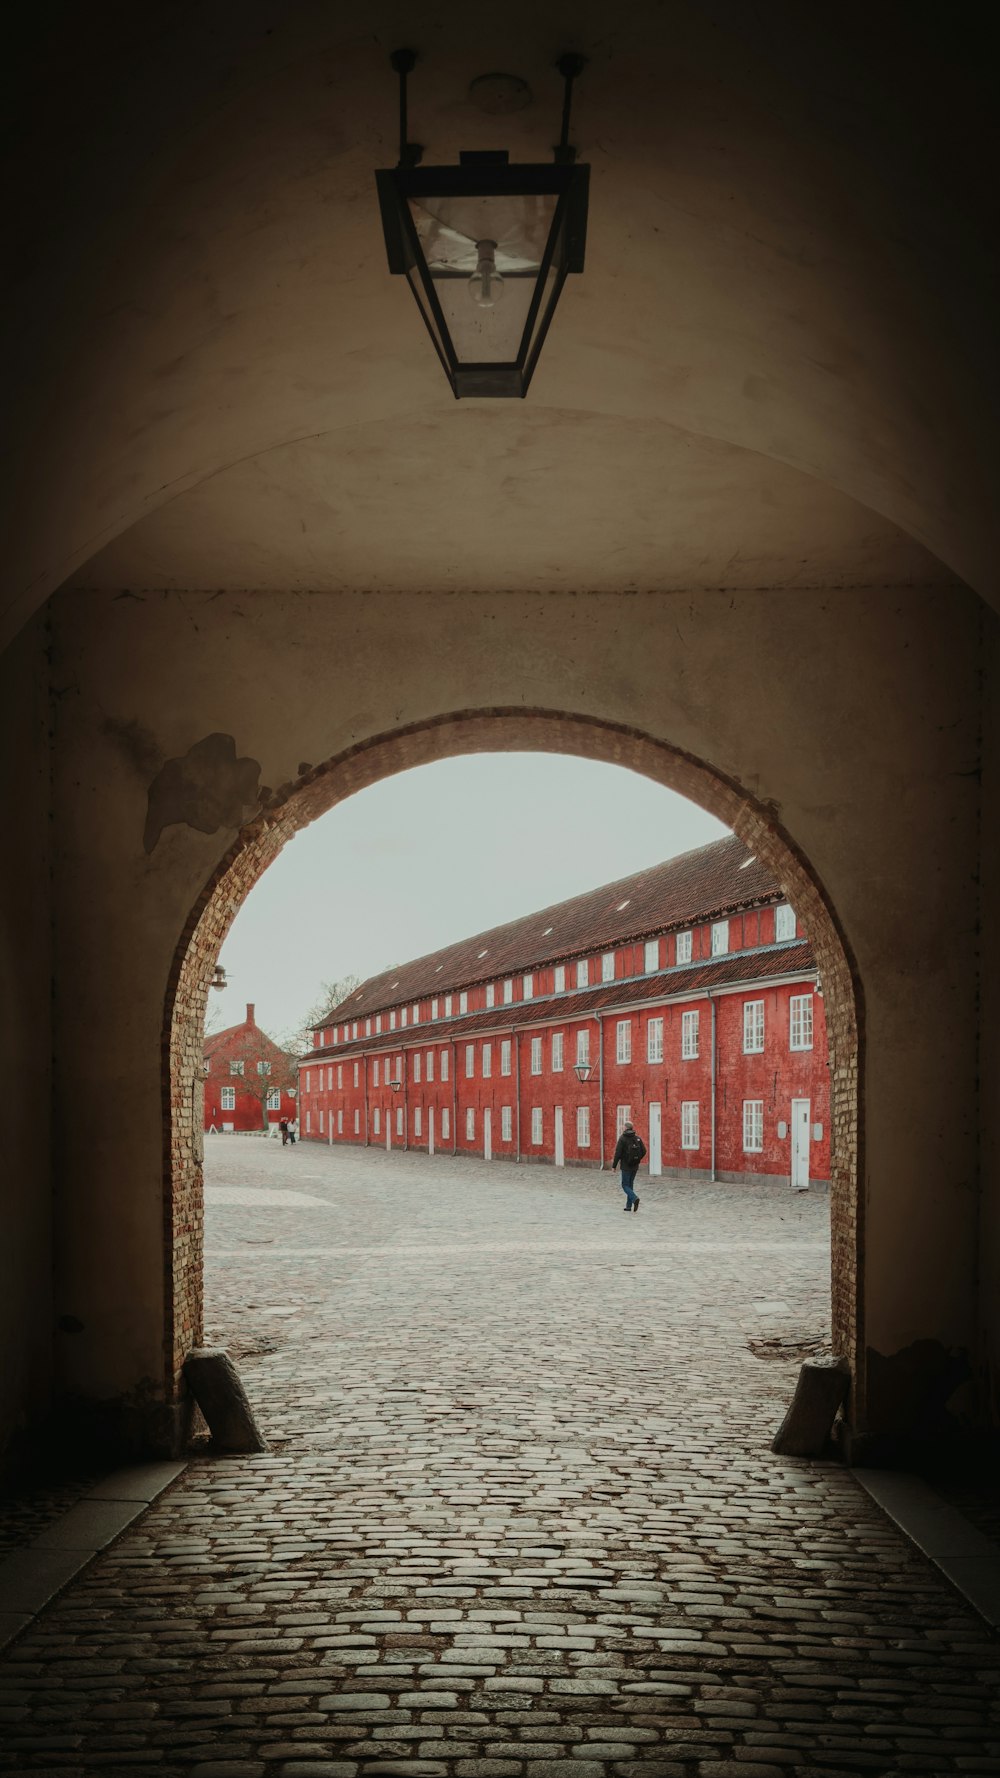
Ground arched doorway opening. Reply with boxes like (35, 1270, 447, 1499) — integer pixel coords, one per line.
(164, 709, 862, 1438)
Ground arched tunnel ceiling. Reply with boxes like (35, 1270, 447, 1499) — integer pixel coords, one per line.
(4, 1, 996, 637)
(76, 413, 944, 594)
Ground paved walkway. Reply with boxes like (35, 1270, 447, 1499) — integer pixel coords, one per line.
(1, 1140, 998, 1776)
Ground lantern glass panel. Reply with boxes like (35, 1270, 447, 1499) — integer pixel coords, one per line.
(407, 191, 558, 364)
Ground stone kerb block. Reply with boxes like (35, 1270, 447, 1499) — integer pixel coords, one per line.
(772, 1354, 851, 1457)
(183, 1347, 267, 1453)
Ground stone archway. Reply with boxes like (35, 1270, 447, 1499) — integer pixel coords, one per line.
(164, 708, 863, 1440)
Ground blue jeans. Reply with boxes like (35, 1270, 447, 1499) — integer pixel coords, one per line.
(619, 1167, 638, 1208)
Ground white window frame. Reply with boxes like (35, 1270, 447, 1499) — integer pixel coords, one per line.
(576, 1028, 590, 1067)
(304, 1069, 310, 1092)
(412, 1004, 420, 1024)
(266, 1087, 280, 1111)
(444, 995, 453, 1017)
(676, 930, 692, 965)
(581, 958, 594, 988)
(790, 993, 814, 1051)
(743, 1000, 765, 1054)
(503, 979, 513, 1005)
(523, 973, 534, 1000)
(257, 1059, 271, 1076)
(400, 1008, 407, 1028)
(482, 1042, 492, 1078)
(319, 1109, 325, 1132)
(414, 1105, 422, 1137)
(743, 1100, 764, 1152)
(577, 1105, 591, 1148)
(486, 983, 495, 1008)
(426, 1050, 434, 1082)
(414, 1053, 421, 1083)
(647, 1018, 663, 1063)
(681, 1101, 700, 1150)
(396, 1106, 404, 1136)
(616, 1104, 631, 1137)
(530, 1037, 543, 1076)
(306, 1110, 312, 1133)
(465, 1044, 475, 1078)
(554, 964, 566, 993)
(353, 1062, 359, 1088)
(230, 1060, 244, 1076)
(364, 1019, 371, 1037)
(501, 1104, 512, 1141)
(775, 903, 796, 942)
(465, 1106, 475, 1141)
(432, 998, 439, 1020)
(459, 991, 468, 1014)
(373, 1057, 380, 1087)
(531, 1106, 543, 1146)
(711, 920, 730, 956)
(440, 1049, 449, 1081)
(373, 1106, 381, 1135)
(441, 1106, 450, 1141)
(337, 1109, 343, 1133)
(644, 938, 659, 973)
(337, 1064, 343, 1089)
(501, 1039, 512, 1077)
(221, 1086, 236, 1111)
(681, 1009, 700, 1059)
(326, 1066, 332, 1090)
(375, 1015, 382, 1034)
(551, 1032, 563, 1072)
(354, 1108, 360, 1134)
(389, 1010, 396, 1030)
(616, 1019, 632, 1064)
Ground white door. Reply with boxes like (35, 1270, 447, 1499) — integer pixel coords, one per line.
(554, 1106, 565, 1167)
(648, 1101, 662, 1176)
(483, 1107, 492, 1162)
(791, 1098, 810, 1190)
(429, 1106, 435, 1156)
(386, 1115, 391, 1151)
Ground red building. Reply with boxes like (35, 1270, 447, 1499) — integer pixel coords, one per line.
(203, 1002, 298, 1132)
(299, 837, 829, 1187)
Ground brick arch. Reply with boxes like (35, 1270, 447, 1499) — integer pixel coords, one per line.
(165, 709, 863, 1433)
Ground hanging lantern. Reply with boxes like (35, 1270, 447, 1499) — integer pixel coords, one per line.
(376, 51, 589, 399)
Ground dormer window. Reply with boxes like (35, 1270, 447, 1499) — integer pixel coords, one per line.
(711, 920, 730, 956)
(676, 931, 692, 965)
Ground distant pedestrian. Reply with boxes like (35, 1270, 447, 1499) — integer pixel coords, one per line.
(287, 1118, 297, 1147)
(612, 1120, 645, 1213)
(279, 1117, 289, 1147)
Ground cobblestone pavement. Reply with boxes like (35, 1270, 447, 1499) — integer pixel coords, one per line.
(2, 1139, 999, 1777)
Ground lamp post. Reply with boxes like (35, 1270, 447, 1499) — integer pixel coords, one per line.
(376, 51, 589, 398)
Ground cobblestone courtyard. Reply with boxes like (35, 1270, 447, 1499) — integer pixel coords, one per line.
(2, 1140, 998, 1776)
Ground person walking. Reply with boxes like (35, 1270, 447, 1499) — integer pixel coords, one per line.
(287, 1118, 297, 1147)
(278, 1117, 289, 1147)
(612, 1120, 645, 1212)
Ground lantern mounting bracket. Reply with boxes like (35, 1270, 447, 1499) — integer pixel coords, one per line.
(390, 46, 423, 167)
(554, 52, 587, 165)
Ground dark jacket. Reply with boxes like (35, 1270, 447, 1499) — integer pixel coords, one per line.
(613, 1130, 646, 1171)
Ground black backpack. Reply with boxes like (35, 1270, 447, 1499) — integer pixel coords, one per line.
(622, 1131, 645, 1168)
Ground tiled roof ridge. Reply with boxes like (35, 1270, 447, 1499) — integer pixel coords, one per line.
(305, 938, 816, 1060)
(204, 1020, 283, 1053)
(314, 833, 778, 1028)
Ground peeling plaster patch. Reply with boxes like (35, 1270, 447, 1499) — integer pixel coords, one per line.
(144, 733, 261, 853)
(866, 1339, 973, 1444)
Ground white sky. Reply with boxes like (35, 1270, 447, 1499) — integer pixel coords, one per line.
(212, 753, 729, 1042)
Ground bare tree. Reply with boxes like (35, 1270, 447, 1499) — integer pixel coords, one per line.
(284, 974, 362, 1058)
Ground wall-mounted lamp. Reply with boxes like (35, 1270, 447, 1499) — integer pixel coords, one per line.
(573, 1061, 593, 1082)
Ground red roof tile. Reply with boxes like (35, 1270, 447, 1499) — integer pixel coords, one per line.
(310, 940, 815, 1061)
(316, 835, 782, 1028)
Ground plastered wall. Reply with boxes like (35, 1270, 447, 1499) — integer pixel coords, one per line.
(47, 585, 983, 1453)
(0, 611, 53, 1468)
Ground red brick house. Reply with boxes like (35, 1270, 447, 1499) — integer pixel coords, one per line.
(299, 836, 829, 1187)
(203, 1002, 297, 1133)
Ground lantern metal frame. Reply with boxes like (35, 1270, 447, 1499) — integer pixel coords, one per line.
(375, 51, 589, 399)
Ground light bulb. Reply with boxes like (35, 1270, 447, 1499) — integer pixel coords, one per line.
(468, 239, 504, 309)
